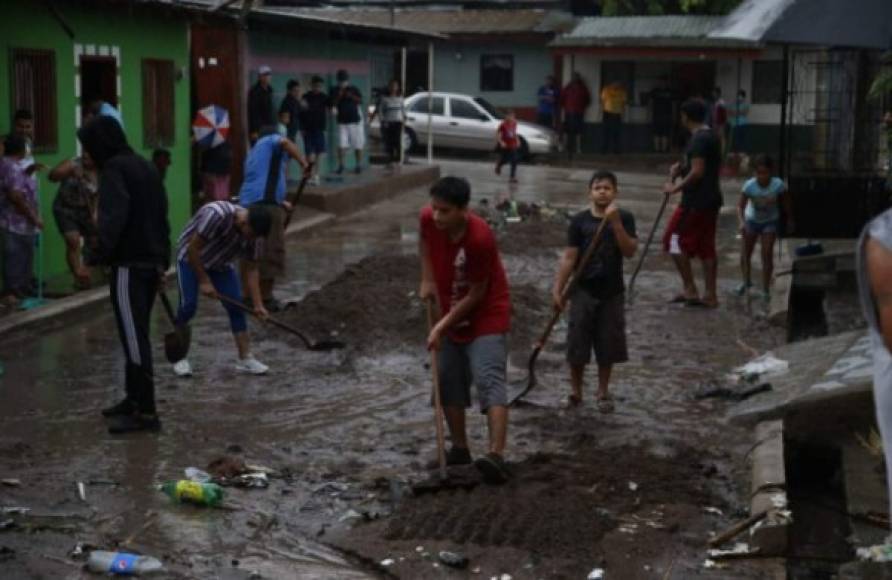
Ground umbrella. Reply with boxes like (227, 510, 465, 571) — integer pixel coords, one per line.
(192, 105, 230, 149)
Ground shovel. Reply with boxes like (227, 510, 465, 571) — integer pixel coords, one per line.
(626, 190, 671, 305)
(283, 162, 314, 229)
(425, 298, 448, 481)
(158, 291, 191, 363)
(509, 216, 610, 406)
(216, 294, 345, 351)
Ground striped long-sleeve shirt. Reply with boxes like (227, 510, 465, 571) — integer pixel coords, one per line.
(176, 201, 260, 270)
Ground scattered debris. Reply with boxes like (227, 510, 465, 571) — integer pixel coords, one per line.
(730, 353, 789, 383)
(87, 550, 164, 575)
(856, 427, 884, 457)
(338, 509, 363, 523)
(587, 568, 605, 579)
(0, 519, 14, 530)
(185, 467, 212, 483)
(207, 456, 248, 479)
(707, 542, 760, 560)
(438, 551, 469, 569)
(0, 507, 30, 515)
(628, 481, 638, 491)
(703, 506, 724, 516)
(695, 382, 773, 401)
(1, 479, 21, 487)
(380, 558, 395, 567)
(77, 482, 87, 502)
(707, 510, 768, 547)
(702, 559, 726, 569)
(857, 542, 892, 562)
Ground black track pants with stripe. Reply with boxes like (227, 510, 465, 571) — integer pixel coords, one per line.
(110, 266, 159, 414)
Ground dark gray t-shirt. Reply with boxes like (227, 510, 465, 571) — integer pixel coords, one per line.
(568, 208, 637, 298)
(682, 128, 723, 210)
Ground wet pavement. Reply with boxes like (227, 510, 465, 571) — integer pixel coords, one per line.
(0, 158, 786, 578)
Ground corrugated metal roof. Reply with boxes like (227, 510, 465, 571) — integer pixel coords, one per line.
(710, 0, 892, 50)
(286, 8, 571, 35)
(169, 0, 445, 39)
(551, 15, 758, 48)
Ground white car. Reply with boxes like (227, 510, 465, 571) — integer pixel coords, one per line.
(369, 91, 559, 158)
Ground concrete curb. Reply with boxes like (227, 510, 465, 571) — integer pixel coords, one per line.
(301, 165, 440, 215)
(0, 210, 336, 339)
(749, 420, 790, 556)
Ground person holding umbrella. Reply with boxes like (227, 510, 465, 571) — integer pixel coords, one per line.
(193, 105, 233, 202)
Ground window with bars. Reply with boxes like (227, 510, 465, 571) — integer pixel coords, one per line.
(142, 59, 175, 148)
(10, 49, 57, 151)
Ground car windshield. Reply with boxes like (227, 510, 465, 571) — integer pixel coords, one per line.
(473, 97, 502, 120)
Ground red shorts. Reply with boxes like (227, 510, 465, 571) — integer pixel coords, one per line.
(662, 206, 719, 260)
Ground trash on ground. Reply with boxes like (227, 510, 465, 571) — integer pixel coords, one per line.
(0, 519, 14, 530)
(77, 482, 87, 502)
(380, 558, 395, 567)
(159, 480, 224, 507)
(185, 467, 212, 483)
(0, 507, 30, 515)
(628, 481, 638, 491)
(587, 568, 605, 579)
(703, 559, 726, 569)
(695, 382, 772, 401)
(730, 353, 789, 383)
(338, 509, 363, 523)
(703, 506, 724, 516)
(707, 542, 760, 559)
(857, 542, 892, 562)
(438, 550, 469, 569)
(206, 456, 248, 479)
(855, 427, 884, 457)
(1, 479, 21, 487)
(87, 550, 164, 575)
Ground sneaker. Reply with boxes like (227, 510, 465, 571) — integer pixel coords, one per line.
(173, 359, 193, 377)
(101, 398, 135, 418)
(475, 453, 510, 485)
(426, 446, 472, 469)
(107, 413, 161, 435)
(235, 355, 269, 375)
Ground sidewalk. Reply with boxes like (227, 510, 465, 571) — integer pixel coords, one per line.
(0, 164, 440, 338)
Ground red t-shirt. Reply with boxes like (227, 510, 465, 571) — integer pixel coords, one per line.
(420, 206, 511, 343)
(497, 120, 519, 150)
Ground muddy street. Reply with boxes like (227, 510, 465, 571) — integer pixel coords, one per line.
(0, 160, 785, 579)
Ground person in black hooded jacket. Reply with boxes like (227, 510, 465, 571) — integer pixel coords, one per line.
(78, 115, 171, 434)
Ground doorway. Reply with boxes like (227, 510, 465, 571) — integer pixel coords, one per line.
(80, 56, 117, 122)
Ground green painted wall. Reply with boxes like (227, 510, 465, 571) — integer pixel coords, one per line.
(0, 1, 190, 289)
(433, 41, 553, 110)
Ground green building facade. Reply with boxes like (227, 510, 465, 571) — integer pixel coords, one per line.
(0, 0, 190, 289)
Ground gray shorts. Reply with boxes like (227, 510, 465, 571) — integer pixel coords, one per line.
(437, 334, 508, 413)
(567, 290, 628, 367)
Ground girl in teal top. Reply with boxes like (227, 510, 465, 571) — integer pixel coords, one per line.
(735, 155, 793, 299)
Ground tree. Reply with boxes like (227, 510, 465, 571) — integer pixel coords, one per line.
(599, 0, 742, 16)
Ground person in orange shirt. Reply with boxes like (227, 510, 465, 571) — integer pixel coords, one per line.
(600, 82, 627, 154)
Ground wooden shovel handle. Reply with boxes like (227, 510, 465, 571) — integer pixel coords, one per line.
(426, 298, 448, 480)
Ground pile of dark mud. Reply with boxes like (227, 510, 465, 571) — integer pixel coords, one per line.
(330, 432, 724, 579)
(278, 253, 551, 355)
(495, 215, 568, 256)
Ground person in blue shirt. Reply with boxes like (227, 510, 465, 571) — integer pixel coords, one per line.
(238, 126, 308, 311)
(536, 75, 559, 130)
(735, 154, 794, 300)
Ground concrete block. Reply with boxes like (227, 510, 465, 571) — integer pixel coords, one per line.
(302, 165, 440, 215)
(749, 420, 790, 556)
(752, 420, 786, 495)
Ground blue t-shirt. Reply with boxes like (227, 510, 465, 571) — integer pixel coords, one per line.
(537, 86, 558, 115)
(743, 176, 785, 224)
(238, 134, 288, 205)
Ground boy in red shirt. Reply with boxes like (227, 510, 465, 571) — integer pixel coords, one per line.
(419, 176, 512, 484)
(495, 110, 519, 183)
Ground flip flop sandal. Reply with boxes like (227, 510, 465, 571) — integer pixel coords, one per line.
(685, 298, 709, 308)
(597, 396, 615, 414)
(567, 394, 582, 407)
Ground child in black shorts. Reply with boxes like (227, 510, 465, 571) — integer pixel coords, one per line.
(552, 170, 637, 412)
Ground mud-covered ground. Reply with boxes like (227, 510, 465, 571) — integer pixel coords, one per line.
(0, 161, 785, 579)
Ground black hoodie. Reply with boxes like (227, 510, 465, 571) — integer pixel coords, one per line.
(78, 116, 170, 269)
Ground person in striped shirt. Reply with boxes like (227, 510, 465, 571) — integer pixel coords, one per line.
(171, 201, 272, 377)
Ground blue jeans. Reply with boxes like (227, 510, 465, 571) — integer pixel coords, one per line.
(175, 260, 246, 333)
(1, 229, 35, 297)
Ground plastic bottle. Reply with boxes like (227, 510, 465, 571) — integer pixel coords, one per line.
(87, 551, 164, 576)
(159, 480, 224, 506)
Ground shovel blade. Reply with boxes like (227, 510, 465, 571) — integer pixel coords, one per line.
(308, 340, 346, 351)
(163, 325, 191, 363)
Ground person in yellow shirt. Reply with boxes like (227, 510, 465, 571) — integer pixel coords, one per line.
(600, 82, 627, 154)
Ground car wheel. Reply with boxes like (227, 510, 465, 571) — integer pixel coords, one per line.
(403, 127, 418, 153)
(519, 137, 531, 161)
